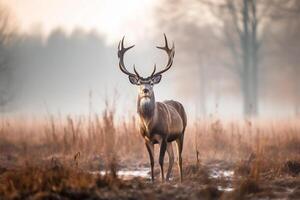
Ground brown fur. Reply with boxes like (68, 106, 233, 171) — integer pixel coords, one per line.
(138, 96, 187, 182)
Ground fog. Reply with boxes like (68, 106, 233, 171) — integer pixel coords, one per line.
(1, 0, 300, 119)
(5, 30, 187, 118)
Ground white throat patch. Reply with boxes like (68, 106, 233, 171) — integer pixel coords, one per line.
(140, 97, 151, 109)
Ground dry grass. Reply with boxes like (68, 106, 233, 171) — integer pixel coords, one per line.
(2, 114, 300, 168)
(0, 162, 149, 200)
(1, 105, 300, 199)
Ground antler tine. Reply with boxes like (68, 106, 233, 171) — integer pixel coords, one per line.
(151, 64, 157, 77)
(133, 64, 141, 77)
(153, 34, 175, 77)
(156, 33, 169, 51)
(117, 36, 140, 77)
(118, 36, 135, 57)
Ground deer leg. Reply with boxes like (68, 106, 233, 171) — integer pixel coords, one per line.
(166, 143, 174, 181)
(145, 141, 154, 182)
(176, 135, 184, 182)
(159, 139, 167, 182)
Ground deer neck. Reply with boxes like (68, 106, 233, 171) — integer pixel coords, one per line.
(137, 95, 156, 124)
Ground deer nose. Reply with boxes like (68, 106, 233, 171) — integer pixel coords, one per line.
(143, 88, 149, 94)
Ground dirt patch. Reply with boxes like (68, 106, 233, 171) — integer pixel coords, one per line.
(283, 160, 300, 176)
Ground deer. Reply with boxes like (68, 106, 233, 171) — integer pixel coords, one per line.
(117, 34, 187, 182)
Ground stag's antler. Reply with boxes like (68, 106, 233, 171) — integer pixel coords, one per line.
(151, 34, 175, 77)
(118, 36, 140, 78)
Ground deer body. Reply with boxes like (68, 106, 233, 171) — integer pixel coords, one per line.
(117, 34, 187, 182)
(139, 100, 186, 144)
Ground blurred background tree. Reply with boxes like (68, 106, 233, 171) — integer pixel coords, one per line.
(0, 3, 16, 111)
(157, 0, 300, 118)
(206, 0, 300, 117)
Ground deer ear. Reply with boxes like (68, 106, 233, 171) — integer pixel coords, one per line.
(152, 74, 162, 84)
(129, 75, 139, 85)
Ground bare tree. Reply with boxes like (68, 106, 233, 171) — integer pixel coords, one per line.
(156, 0, 300, 117)
(200, 0, 264, 117)
(156, 0, 267, 117)
(199, 0, 300, 117)
(155, 0, 223, 117)
(0, 4, 15, 110)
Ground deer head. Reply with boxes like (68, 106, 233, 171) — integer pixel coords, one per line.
(117, 34, 175, 107)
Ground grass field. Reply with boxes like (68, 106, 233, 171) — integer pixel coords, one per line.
(1, 106, 300, 199)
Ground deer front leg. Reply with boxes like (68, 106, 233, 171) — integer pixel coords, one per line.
(145, 141, 154, 182)
(159, 139, 167, 182)
(166, 143, 174, 181)
(176, 135, 184, 182)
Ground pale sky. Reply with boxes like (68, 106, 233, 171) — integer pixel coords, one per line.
(2, 0, 158, 43)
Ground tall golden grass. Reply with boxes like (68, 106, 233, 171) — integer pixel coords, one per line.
(1, 103, 300, 177)
(1, 104, 300, 199)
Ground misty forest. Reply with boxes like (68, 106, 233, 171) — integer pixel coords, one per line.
(1, 0, 300, 199)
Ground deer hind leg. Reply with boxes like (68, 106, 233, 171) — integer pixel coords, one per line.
(166, 142, 174, 181)
(176, 135, 184, 182)
(159, 139, 167, 182)
(145, 141, 155, 182)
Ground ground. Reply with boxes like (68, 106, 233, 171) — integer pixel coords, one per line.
(1, 157, 300, 200)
